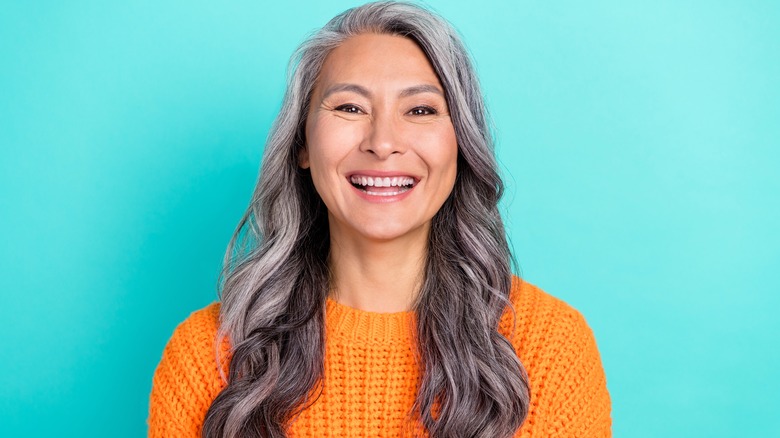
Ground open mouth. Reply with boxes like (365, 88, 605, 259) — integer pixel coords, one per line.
(349, 175, 417, 196)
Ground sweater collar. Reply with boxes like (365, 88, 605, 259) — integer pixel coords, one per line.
(325, 297, 416, 344)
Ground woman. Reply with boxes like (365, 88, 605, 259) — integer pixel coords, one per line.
(149, 2, 611, 437)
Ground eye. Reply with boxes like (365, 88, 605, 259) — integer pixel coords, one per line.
(334, 104, 365, 114)
(408, 106, 437, 116)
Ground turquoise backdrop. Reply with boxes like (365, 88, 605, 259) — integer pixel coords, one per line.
(2, 1, 778, 436)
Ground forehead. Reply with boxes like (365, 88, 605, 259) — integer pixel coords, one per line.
(316, 33, 443, 91)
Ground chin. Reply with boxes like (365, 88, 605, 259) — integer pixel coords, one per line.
(355, 220, 428, 243)
(358, 227, 412, 242)
(328, 211, 430, 244)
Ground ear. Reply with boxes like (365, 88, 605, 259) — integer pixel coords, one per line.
(298, 145, 310, 169)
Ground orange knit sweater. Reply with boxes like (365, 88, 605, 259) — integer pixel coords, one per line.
(148, 278, 611, 437)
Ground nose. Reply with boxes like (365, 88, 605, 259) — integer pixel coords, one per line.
(359, 112, 405, 159)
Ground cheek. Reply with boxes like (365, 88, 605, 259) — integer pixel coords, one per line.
(307, 146, 342, 193)
(419, 125, 458, 181)
(307, 115, 363, 159)
(305, 116, 362, 190)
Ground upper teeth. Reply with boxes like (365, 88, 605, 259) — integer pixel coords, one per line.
(350, 176, 415, 187)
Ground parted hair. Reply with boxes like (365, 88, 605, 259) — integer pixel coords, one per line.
(202, 2, 530, 437)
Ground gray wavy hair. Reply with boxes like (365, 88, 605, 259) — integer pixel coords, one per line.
(202, 2, 530, 436)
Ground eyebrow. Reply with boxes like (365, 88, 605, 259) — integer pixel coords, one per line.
(321, 83, 444, 100)
(322, 83, 372, 99)
(398, 84, 444, 98)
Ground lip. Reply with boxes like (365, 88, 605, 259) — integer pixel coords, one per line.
(346, 169, 420, 203)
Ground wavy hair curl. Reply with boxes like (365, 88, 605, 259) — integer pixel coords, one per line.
(203, 2, 530, 437)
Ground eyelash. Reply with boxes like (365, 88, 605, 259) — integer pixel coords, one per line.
(408, 106, 437, 116)
(333, 104, 438, 116)
(335, 104, 364, 114)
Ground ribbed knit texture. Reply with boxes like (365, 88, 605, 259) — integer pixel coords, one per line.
(148, 277, 611, 437)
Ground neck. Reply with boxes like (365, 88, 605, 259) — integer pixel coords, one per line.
(328, 222, 428, 313)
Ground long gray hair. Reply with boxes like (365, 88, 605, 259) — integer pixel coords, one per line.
(203, 2, 530, 436)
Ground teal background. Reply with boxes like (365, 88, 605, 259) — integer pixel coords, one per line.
(1, 0, 778, 436)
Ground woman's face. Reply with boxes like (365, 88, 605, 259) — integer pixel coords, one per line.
(302, 33, 458, 243)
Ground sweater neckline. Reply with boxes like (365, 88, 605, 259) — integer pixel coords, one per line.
(325, 296, 416, 344)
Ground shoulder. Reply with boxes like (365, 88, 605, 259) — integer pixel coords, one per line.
(500, 276, 595, 348)
(158, 302, 228, 381)
(500, 276, 605, 371)
(158, 303, 224, 366)
(168, 302, 222, 347)
(152, 301, 226, 387)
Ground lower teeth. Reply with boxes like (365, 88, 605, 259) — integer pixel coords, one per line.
(360, 187, 411, 196)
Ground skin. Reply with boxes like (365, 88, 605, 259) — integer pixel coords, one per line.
(301, 33, 458, 312)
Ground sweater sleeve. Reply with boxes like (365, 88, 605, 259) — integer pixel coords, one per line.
(148, 303, 227, 437)
(506, 279, 612, 437)
(544, 306, 612, 437)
